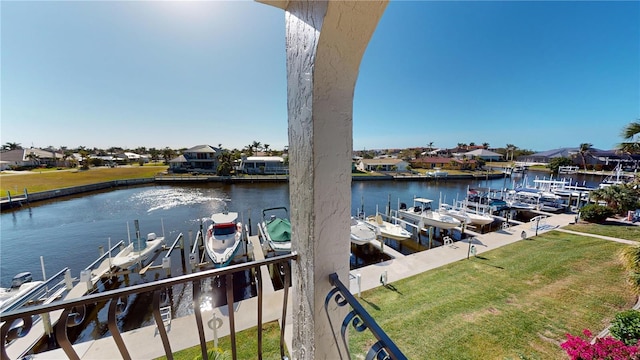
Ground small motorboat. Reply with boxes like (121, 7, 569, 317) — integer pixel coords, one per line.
(205, 210, 244, 267)
(365, 214, 412, 241)
(350, 216, 378, 245)
(112, 220, 164, 269)
(258, 207, 292, 254)
(398, 198, 461, 230)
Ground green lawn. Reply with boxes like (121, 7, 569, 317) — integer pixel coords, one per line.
(159, 230, 634, 359)
(0, 166, 168, 194)
(157, 321, 286, 360)
(564, 222, 640, 241)
(348, 231, 633, 359)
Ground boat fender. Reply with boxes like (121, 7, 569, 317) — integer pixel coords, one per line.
(207, 228, 213, 238)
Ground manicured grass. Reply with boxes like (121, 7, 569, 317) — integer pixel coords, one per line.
(157, 321, 286, 360)
(348, 231, 633, 359)
(564, 222, 640, 241)
(0, 166, 168, 195)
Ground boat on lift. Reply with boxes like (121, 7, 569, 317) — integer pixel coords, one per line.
(398, 197, 461, 230)
(205, 210, 244, 267)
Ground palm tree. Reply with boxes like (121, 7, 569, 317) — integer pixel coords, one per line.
(506, 144, 517, 162)
(251, 141, 262, 155)
(25, 152, 40, 167)
(578, 143, 593, 171)
(162, 147, 176, 164)
(243, 145, 254, 157)
(427, 142, 434, 154)
(482, 142, 489, 149)
(620, 245, 640, 296)
(263, 144, 271, 156)
(3, 142, 22, 151)
(619, 121, 640, 154)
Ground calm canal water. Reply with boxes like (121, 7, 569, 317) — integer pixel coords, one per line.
(1, 170, 603, 286)
(0, 170, 603, 344)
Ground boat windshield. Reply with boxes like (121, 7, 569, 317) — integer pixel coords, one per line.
(213, 223, 236, 236)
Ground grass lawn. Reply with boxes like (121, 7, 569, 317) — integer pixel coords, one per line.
(156, 321, 286, 360)
(348, 231, 634, 359)
(0, 166, 168, 194)
(564, 222, 640, 241)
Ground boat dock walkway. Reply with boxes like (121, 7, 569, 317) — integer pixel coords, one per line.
(7, 259, 115, 359)
(29, 212, 610, 359)
(348, 213, 579, 293)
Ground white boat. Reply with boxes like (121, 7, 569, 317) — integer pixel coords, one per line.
(441, 203, 494, 226)
(205, 210, 244, 267)
(365, 214, 412, 241)
(398, 198, 461, 230)
(258, 207, 291, 254)
(438, 203, 472, 224)
(0, 273, 44, 311)
(350, 217, 378, 245)
(112, 225, 164, 270)
(427, 168, 448, 178)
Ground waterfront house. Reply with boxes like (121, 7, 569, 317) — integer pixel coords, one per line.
(460, 148, 503, 161)
(240, 156, 288, 174)
(357, 158, 408, 172)
(411, 156, 478, 170)
(0, 148, 63, 169)
(169, 144, 222, 173)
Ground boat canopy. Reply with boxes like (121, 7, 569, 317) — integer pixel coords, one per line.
(266, 218, 291, 243)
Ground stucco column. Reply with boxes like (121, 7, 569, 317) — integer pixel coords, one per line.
(258, 1, 387, 359)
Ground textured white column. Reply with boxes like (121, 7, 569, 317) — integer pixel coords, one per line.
(259, 1, 387, 358)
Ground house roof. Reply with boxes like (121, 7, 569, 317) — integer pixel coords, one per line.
(0, 148, 62, 162)
(185, 145, 219, 153)
(359, 158, 404, 165)
(463, 149, 503, 158)
(169, 155, 187, 163)
(412, 157, 476, 164)
(245, 156, 284, 162)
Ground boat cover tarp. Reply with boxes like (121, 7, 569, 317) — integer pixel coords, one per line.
(266, 218, 291, 242)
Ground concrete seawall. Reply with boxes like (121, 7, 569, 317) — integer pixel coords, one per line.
(0, 173, 508, 211)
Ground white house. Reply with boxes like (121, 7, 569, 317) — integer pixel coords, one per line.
(357, 158, 408, 172)
(459, 149, 503, 161)
(240, 156, 288, 174)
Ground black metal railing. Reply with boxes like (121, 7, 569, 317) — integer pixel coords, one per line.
(1, 253, 296, 360)
(326, 273, 407, 360)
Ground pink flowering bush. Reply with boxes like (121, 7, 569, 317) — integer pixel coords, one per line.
(561, 329, 640, 360)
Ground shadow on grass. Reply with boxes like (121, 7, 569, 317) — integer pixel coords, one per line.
(360, 297, 381, 311)
(383, 283, 403, 295)
(471, 256, 504, 270)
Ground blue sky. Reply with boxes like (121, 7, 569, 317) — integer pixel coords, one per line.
(2, 1, 638, 153)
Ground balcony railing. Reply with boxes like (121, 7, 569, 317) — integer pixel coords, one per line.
(2, 253, 405, 360)
(326, 273, 407, 360)
(1, 253, 295, 360)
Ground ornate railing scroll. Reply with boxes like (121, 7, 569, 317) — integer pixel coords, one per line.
(0, 252, 297, 360)
(326, 273, 407, 360)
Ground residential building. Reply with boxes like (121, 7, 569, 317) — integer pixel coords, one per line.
(240, 156, 288, 174)
(356, 158, 408, 172)
(460, 148, 504, 161)
(169, 145, 222, 173)
(0, 148, 63, 168)
(411, 156, 478, 170)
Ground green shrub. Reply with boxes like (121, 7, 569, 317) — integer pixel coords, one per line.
(193, 348, 228, 360)
(579, 204, 614, 223)
(610, 309, 640, 346)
